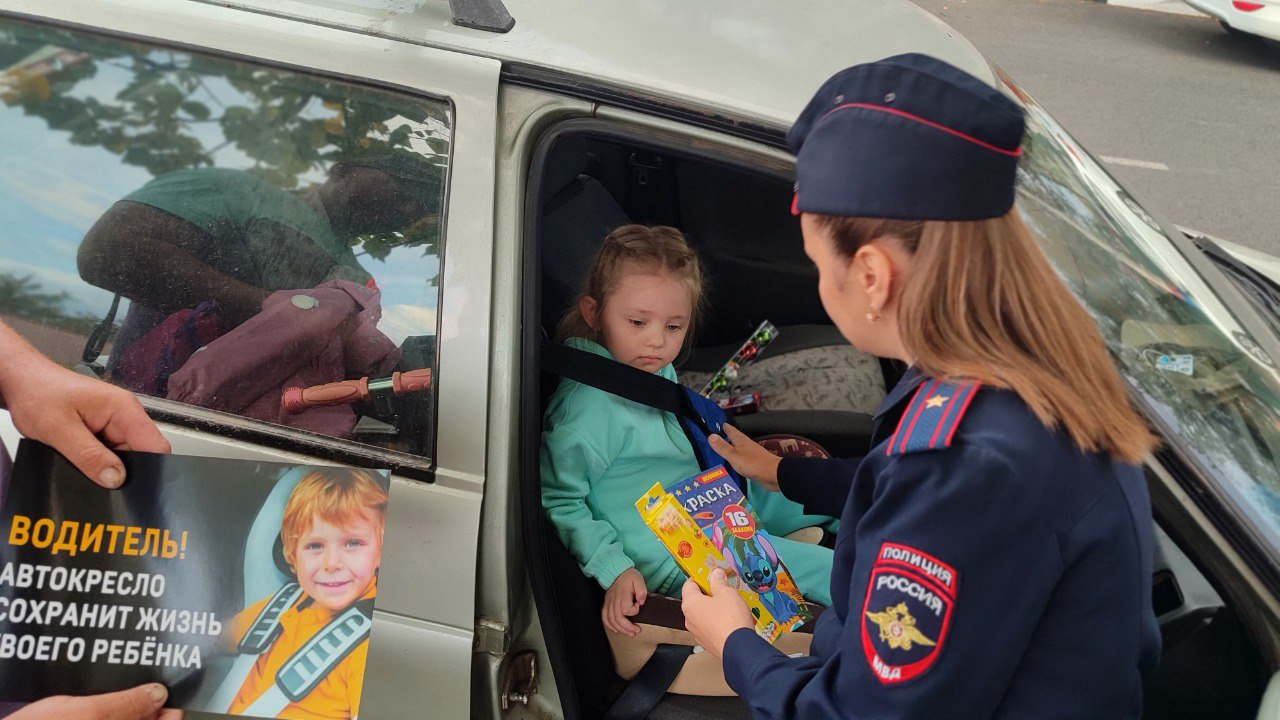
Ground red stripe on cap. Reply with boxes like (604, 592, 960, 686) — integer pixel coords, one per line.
(822, 103, 1022, 158)
(791, 193, 800, 216)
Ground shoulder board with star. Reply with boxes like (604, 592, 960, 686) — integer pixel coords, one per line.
(885, 378, 982, 456)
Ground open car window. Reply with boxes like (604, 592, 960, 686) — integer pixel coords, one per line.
(0, 17, 449, 458)
(535, 129, 888, 457)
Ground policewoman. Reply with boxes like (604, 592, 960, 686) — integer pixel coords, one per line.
(682, 54, 1161, 719)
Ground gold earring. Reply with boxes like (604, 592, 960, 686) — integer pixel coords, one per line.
(866, 311, 881, 322)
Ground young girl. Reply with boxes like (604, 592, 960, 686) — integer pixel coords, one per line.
(540, 224, 833, 636)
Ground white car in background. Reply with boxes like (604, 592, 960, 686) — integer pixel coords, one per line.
(1183, 0, 1280, 41)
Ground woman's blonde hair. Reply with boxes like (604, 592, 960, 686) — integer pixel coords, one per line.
(281, 468, 388, 566)
(815, 211, 1157, 463)
(556, 224, 704, 343)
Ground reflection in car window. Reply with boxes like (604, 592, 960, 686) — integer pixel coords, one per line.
(1011, 84, 1280, 553)
(0, 18, 449, 458)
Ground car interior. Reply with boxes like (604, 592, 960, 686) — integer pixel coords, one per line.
(519, 126, 1273, 720)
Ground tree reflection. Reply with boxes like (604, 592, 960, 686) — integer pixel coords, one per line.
(0, 19, 448, 263)
(0, 271, 100, 334)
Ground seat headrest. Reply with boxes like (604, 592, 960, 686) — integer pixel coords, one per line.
(542, 135, 590, 203)
(242, 468, 310, 605)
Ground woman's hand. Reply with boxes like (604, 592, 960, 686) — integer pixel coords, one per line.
(10, 683, 183, 720)
(681, 569, 756, 659)
(0, 323, 170, 488)
(603, 568, 648, 636)
(708, 424, 782, 492)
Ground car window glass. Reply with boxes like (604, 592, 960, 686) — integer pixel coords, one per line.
(0, 17, 449, 458)
(1013, 89, 1280, 552)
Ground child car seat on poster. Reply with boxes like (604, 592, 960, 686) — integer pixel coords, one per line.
(204, 468, 378, 717)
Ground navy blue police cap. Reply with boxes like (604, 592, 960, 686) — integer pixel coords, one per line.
(788, 53, 1026, 221)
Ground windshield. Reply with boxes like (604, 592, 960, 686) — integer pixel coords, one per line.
(1005, 74, 1280, 558)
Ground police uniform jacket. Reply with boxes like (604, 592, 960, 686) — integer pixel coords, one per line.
(721, 368, 1161, 719)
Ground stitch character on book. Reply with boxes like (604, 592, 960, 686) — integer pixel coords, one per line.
(666, 466, 810, 630)
(635, 482, 786, 642)
(221, 468, 387, 719)
(717, 529, 804, 627)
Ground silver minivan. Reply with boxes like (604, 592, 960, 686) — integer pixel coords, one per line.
(3, 1, 1280, 718)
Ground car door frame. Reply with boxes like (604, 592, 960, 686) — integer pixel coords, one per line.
(0, 1, 500, 717)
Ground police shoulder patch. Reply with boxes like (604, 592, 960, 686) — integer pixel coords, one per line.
(861, 542, 957, 685)
(885, 378, 981, 456)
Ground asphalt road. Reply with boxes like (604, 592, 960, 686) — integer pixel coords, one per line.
(910, 0, 1280, 256)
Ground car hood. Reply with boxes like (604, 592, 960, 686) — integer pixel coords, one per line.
(1203, 232, 1280, 288)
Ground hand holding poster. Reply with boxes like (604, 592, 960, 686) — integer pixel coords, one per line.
(0, 440, 390, 719)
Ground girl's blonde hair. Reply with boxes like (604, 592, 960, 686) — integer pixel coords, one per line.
(281, 468, 388, 566)
(556, 224, 704, 343)
(815, 211, 1157, 463)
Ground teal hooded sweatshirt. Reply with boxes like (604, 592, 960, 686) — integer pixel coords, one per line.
(540, 337, 832, 604)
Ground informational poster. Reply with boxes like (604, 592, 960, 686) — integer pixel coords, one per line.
(0, 440, 390, 719)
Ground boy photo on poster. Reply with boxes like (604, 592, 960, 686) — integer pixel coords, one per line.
(0, 440, 390, 720)
(217, 467, 386, 718)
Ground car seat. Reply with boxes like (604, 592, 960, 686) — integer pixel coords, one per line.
(540, 135, 632, 335)
(197, 467, 311, 713)
(240, 467, 311, 604)
(678, 324, 883, 458)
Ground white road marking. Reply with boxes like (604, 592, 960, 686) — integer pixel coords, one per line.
(1107, 0, 1208, 17)
(1099, 155, 1171, 171)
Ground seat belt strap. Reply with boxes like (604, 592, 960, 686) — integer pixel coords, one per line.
(238, 583, 305, 653)
(540, 341, 695, 421)
(240, 685, 293, 718)
(240, 600, 374, 714)
(601, 643, 695, 720)
(203, 653, 260, 714)
(274, 600, 374, 701)
(541, 341, 747, 494)
(81, 293, 121, 364)
(204, 583, 303, 713)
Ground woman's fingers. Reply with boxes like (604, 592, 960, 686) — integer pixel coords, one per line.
(722, 423, 751, 445)
(680, 571, 757, 659)
(708, 568, 732, 594)
(712, 424, 782, 490)
(707, 432, 737, 459)
(682, 577, 704, 599)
